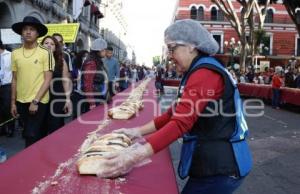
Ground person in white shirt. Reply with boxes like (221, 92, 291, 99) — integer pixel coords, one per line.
(239, 75, 246, 83)
(258, 73, 264, 84)
(131, 65, 138, 82)
(0, 39, 14, 137)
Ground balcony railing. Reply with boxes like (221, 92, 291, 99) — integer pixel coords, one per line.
(178, 14, 294, 25)
(189, 14, 225, 22)
(258, 17, 294, 25)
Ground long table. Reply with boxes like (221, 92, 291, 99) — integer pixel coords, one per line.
(0, 80, 179, 194)
(162, 79, 180, 87)
(238, 83, 300, 106)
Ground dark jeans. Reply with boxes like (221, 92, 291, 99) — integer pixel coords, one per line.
(155, 81, 164, 92)
(272, 88, 281, 108)
(182, 175, 244, 194)
(16, 102, 48, 147)
(0, 84, 14, 135)
(119, 80, 128, 92)
(108, 81, 117, 96)
(71, 92, 89, 119)
(47, 97, 65, 134)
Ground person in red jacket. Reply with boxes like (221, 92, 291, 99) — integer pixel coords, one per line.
(271, 70, 282, 109)
(82, 38, 109, 109)
(98, 19, 249, 194)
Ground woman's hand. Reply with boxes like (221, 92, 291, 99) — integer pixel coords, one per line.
(63, 99, 73, 115)
(97, 143, 153, 178)
(113, 128, 142, 139)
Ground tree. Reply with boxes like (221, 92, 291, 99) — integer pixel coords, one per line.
(211, 0, 272, 71)
(152, 56, 161, 66)
(261, 0, 300, 36)
(283, 0, 300, 36)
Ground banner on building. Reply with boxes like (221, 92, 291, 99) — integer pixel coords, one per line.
(0, 29, 22, 44)
(39, 23, 80, 43)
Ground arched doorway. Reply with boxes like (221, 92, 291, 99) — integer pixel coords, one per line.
(0, 2, 13, 28)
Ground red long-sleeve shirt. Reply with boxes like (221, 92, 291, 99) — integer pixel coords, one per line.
(82, 60, 97, 106)
(146, 68, 225, 153)
(272, 74, 282, 89)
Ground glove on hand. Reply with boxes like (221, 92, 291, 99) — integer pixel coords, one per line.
(96, 143, 151, 178)
(113, 128, 142, 139)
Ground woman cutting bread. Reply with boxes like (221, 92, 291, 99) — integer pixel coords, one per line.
(98, 19, 252, 194)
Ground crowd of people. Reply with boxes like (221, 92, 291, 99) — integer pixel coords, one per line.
(232, 66, 300, 88)
(0, 16, 151, 145)
(228, 65, 300, 110)
(154, 61, 181, 94)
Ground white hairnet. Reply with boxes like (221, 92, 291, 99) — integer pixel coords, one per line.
(91, 37, 107, 51)
(164, 19, 219, 55)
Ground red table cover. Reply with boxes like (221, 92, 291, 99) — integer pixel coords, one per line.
(238, 83, 272, 99)
(238, 83, 300, 106)
(162, 80, 300, 106)
(0, 80, 179, 194)
(162, 79, 180, 87)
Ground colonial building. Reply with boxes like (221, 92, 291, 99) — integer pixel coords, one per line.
(0, 0, 103, 51)
(174, 0, 299, 68)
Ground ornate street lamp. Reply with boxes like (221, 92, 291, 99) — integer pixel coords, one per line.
(224, 37, 241, 71)
(288, 55, 297, 70)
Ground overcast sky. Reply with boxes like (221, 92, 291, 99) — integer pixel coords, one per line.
(123, 0, 177, 66)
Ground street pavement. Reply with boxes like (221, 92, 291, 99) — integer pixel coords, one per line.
(0, 120, 24, 158)
(234, 101, 300, 194)
(1, 87, 299, 194)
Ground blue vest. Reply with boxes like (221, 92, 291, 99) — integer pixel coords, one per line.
(178, 56, 252, 179)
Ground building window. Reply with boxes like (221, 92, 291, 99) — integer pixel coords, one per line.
(218, 10, 224, 21)
(94, 15, 98, 25)
(101, 29, 105, 37)
(197, 7, 204, 20)
(265, 9, 273, 23)
(83, 6, 89, 17)
(297, 37, 300, 56)
(296, 10, 300, 24)
(211, 7, 218, 21)
(190, 6, 197, 19)
(213, 34, 221, 54)
(211, 7, 224, 21)
(68, 0, 73, 13)
(246, 35, 250, 43)
(261, 35, 271, 56)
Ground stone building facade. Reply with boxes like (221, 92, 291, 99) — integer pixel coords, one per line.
(100, 0, 128, 62)
(0, 0, 103, 51)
